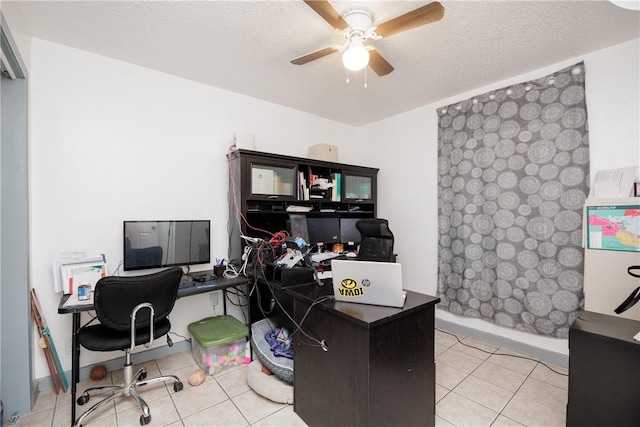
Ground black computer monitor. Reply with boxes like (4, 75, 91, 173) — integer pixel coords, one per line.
(123, 220, 210, 271)
(307, 217, 340, 245)
(340, 218, 361, 244)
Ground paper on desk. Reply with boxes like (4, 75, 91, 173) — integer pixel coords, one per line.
(51, 251, 105, 293)
(590, 166, 637, 198)
(317, 270, 333, 280)
(62, 292, 94, 308)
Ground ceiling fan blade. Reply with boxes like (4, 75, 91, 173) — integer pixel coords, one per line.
(304, 0, 349, 30)
(375, 1, 445, 38)
(368, 49, 394, 76)
(291, 47, 339, 65)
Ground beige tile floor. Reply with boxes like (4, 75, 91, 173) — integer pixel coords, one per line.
(434, 329, 568, 427)
(16, 328, 567, 427)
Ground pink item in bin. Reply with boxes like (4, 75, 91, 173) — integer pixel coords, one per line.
(244, 341, 251, 364)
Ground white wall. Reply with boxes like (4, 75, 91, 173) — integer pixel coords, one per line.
(27, 35, 640, 380)
(359, 38, 640, 356)
(29, 39, 359, 379)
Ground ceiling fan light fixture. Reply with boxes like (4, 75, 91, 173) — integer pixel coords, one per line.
(342, 37, 369, 71)
(296, 1, 445, 76)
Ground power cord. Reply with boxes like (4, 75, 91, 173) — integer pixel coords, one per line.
(291, 294, 335, 351)
(256, 267, 331, 351)
(238, 245, 253, 277)
(80, 312, 99, 329)
(168, 331, 191, 343)
(223, 285, 250, 327)
(222, 263, 240, 279)
(112, 259, 124, 276)
(435, 328, 568, 376)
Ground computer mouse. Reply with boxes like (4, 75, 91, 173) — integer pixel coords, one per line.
(346, 252, 357, 258)
(193, 276, 206, 283)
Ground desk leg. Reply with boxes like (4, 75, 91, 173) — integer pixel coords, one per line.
(70, 312, 80, 426)
(223, 289, 227, 315)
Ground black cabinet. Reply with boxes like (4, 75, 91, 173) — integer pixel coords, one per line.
(227, 149, 379, 263)
(567, 311, 640, 426)
(285, 285, 440, 427)
(342, 169, 376, 202)
(245, 157, 298, 200)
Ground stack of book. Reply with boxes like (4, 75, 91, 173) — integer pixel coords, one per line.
(298, 171, 341, 201)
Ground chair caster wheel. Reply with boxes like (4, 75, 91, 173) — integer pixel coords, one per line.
(138, 368, 147, 381)
(77, 393, 90, 405)
(140, 414, 151, 425)
(174, 381, 184, 392)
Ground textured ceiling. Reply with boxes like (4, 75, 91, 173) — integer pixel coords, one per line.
(3, 1, 639, 126)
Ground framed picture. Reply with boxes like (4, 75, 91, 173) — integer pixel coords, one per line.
(586, 205, 640, 252)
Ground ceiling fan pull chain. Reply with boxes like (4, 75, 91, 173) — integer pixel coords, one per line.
(364, 67, 368, 88)
(346, 69, 350, 84)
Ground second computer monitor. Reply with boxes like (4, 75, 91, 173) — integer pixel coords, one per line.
(340, 218, 362, 244)
(307, 217, 340, 245)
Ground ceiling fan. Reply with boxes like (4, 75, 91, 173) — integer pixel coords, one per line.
(291, 0, 445, 76)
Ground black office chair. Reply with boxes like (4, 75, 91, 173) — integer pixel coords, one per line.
(74, 267, 184, 426)
(356, 218, 396, 262)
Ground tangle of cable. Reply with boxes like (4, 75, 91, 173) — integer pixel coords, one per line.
(228, 146, 284, 241)
(258, 268, 330, 350)
(292, 295, 335, 339)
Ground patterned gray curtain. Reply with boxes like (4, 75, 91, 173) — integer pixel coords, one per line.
(437, 62, 589, 339)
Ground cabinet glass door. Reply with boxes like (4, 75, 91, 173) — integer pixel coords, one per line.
(344, 174, 373, 201)
(250, 163, 296, 197)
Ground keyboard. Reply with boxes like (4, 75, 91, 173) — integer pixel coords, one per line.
(180, 274, 217, 289)
(194, 280, 217, 289)
(179, 275, 194, 288)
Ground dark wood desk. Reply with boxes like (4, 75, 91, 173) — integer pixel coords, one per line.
(284, 284, 440, 427)
(567, 310, 640, 426)
(58, 274, 249, 426)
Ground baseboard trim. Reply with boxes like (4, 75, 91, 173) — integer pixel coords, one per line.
(37, 322, 568, 390)
(435, 318, 568, 368)
(36, 341, 192, 392)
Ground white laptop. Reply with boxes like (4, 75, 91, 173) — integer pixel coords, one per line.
(330, 259, 406, 308)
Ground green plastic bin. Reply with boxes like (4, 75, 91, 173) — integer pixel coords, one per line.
(188, 315, 249, 374)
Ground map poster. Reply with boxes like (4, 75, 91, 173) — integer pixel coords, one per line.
(587, 205, 640, 252)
